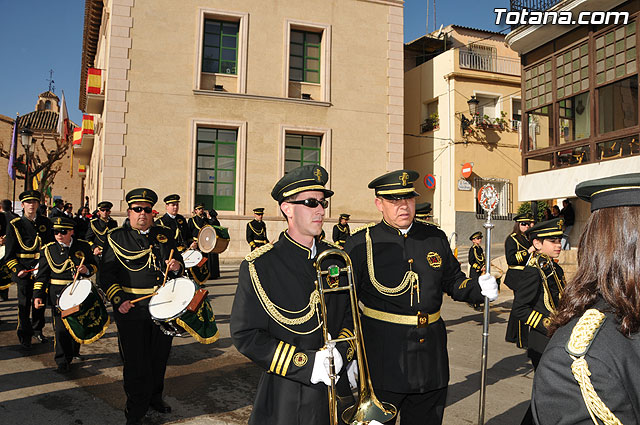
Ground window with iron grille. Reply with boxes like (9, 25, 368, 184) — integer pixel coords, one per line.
(474, 178, 513, 220)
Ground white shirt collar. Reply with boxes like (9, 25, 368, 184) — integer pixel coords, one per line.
(310, 238, 317, 258)
(167, 213, 176, 219)
(399, 223, 413, 235)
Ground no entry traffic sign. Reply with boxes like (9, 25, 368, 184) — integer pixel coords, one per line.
(462, 163, 473, 179)
(424, 174, 436, 189)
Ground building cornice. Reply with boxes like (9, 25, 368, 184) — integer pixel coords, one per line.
(192, 90, 332, 107)
(444, 71, 521, 86)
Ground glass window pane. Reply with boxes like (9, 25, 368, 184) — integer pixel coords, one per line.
(202, 60, 218, 73)
(305, 71, 319, 83)
(598, 75, 639, 135)
(217, 143, 236, 156)
(285, 147, 300, 161)
(204, 33, 220, 47)
(291, 31, 304, 43)
(306, 45, 320, 58)
(197, 169, 216, 182)
(198, 142, 215, 156)
(290, 69, 303, 81)
(221, 49, 235, 61)
(290, 56, 303, 69)
(203, 46, 219, 60)
(197, 156, 214, 169)
(291, 44, 304, 56)
(220, 61, 236, 74)
(222, 36, 237, 48)
(303, 149, 319, 162)
(205, 20, 221, 34)
(305, 59, 320, 71)
(285, 160, 299, 173)
(198, 128, 217, 142)
(302, 135, 321, 147)
(217, 130, 237, 142)
(556, 146, 590, 168)
(196, 182, 215, 195)
(217, 156, 235, 169)
(597, 136, 640, 160)
(216, 170, 235, 183)
(216, 183, 234, 197)
(526, 154, 553, 172)
(306, 33, 321, 44)
(286, 134, 302, 146)
(222, 22, 239, 34)
(527, 106, 553, 151)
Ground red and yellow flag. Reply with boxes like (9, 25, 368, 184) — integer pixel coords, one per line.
(82, 115, 94, 136)
(73, 127, 82, 146)
(87, 68, 102, 94)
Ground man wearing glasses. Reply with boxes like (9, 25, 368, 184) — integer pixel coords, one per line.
(504, 213, 536, 350)
(85, 201, 118, 256)
(246, 207, 268, 251)
(33, 217, 97, 372)
(4, 190, 53, 349)
(231, 165, 356, 425)
(99, 188, 184, 425)
(344, 170, 499, 425)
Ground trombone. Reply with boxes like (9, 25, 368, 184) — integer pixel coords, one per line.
(315, 248, 397, 425)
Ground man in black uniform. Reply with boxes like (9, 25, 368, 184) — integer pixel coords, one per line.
(33, 217, 98, 372)
(4, 190, 53, 348)
(246, 207, 268, 251)
(48, 198, 66, 219)
(344, 170, 499, 425)
(231, 165, 356, 425)
(332, 213, 350, 247)
(414, 202, 432, 220)
(85, 201, 118, 256)
(511, 217, 564, 425)
(100, 188, 184, 425)
(468, 231, 485, 279)
(206, 209, 221, 279)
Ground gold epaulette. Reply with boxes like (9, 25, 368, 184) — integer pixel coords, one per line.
(43, 241, 55, 248)
(321, 240, 342, 250)
(107, 226, 123, 235)
(10, 217, 20, 224)
(76, 238, 90, 244)
(415, 218, 440, 227)
(350, 222, 376, 236)
(565, 309, 621, 425)
(245, 243, 273, 262)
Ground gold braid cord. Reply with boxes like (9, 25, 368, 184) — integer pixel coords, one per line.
(107, 233, 156, 272)
(248, 222, 264, 236)
(10, 222, 40, 252)
(246, 243, 321, 335)
(365, 228, 417, 296)
(90, 220, 109, 236)
(567, 309, 622, 425)
(44, 245, 74, 274)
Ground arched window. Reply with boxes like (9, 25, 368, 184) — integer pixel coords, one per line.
(44, 100, 52, 110)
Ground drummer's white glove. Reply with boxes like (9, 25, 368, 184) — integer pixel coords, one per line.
(346, 360, 359, 389)
(310, 344, 343, 386)
(369, 422, 383, 425)
(479, 273, 499, 302)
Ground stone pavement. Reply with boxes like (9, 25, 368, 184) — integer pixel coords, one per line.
(0, 265, 533, 425)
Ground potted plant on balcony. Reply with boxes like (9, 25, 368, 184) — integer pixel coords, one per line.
(420, 113, 440, 133)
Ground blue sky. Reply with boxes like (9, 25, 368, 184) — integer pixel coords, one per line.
(0, 0, 510, 125)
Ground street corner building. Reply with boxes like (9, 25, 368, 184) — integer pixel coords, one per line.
(78, 0, 405, 259)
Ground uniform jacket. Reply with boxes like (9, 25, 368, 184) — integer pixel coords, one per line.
(332, 223, 350, 247)
(33, 238, 98, 300)
(85, 217, 118, 249)
(504, 232, 532, 348)
(157, 213, 192, 250)
(344, 219, 484, 393)
(468, 244, 485, 279)
(99, 223, 184, 321)
(188, 215, 209, 243)
(532, 300, 640, 424)
(511, 253, 565, 354)
(4, 215, 53, 279)
(246, 219, 268, 250)
(231, 232, 354, 425)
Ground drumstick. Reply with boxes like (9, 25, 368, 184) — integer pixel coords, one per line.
(68, 257, 86, 296)
(130, 249, 175, 304)
(23, 268, 38, 274)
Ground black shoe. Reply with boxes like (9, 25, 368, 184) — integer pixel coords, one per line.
(73, 355, 85, 362)
(125, 418, 142, 425)
(56, 363, 70, 373)
(20, 338, 32, 350)
(149, 400, 171, 413)
(34, 332, 49, 343)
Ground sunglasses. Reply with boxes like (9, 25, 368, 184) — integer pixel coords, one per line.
(519, 222, 533, 226)
(130, 206, 153, 214)
(99, 208, 111, 212)
(53, 229, 69, 235)
(287, 198, 328, 209)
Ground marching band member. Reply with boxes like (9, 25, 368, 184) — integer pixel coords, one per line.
(4, 190, 53, 348)
(344, 170, 498, 425)
(246, 207, 268, 251)
(187, 202, 211, 284)
(468, 231, 485, 279)
(85, 201, 117, 256)
(100, 188, 184, 425)
(332, 213, 350, 247)
(33, 217, 97, 372)
(231, 165, 355, 425)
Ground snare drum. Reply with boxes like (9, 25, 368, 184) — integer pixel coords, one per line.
(182, 249, 207, 268)
(57, 279, 110, 344)
(148, 277, 219, 343)
(198, 225, 230, 254)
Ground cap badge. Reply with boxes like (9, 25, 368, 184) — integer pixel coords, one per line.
(314, 168, 322, 182)
(399, 172, 409, 187)
(426, 251, 442, 269)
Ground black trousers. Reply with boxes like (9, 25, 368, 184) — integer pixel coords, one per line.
(376, 387, 448, 425)
(520, 349, 543, 425)
(48, 285, 80, 366)
(16, 276, 45, 343)
(116, 317, 173, 421)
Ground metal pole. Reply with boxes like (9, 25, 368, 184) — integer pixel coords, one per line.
(24, 144, 30, 191)
(478, 211, 494, 425)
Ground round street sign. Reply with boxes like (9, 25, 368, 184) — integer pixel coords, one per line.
(462, 163, 473, 179)
(424, 174, 436, 189)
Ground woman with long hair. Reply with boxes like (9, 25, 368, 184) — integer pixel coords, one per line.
(532, 173, 640, 424)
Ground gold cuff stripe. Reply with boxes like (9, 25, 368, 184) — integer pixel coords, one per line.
(34, 282, 44, 290)
(279, 344, 296, 376)
(458, 278, 470, 289)
(270, 341, 285, 373)
(106, 284, 122, 299)
(533, 312, 543, 328)
(526, 311, 537, 326)
(6, 259, 18, 268)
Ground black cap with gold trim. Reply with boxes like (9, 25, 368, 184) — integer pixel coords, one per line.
(194, 202, 205, 210)
(164, 194, 180, 204)
(125, 188, 158, 207)
(526, 217, 564, 240)
(19, 190, 41, 203)
(52, 217, 76, 230)
(513, 212, 534, 222)
(415, 202, 432, 217)
(368, 170, 420, 200)
(271, 164, 334, 203)
(97, 201, 113, 210)
(339, 213, 350, 220)
(576, 173, 640, 211)
(253, 208, 265, 215)
(469, 231, 483, 241)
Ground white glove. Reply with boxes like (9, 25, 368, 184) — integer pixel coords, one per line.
(346, 360, 359, 389)
(478, 273, 499, 302)
(310, 345, 343, 386)
(369, 421, 383, 425)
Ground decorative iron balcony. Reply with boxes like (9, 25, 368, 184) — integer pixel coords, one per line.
(509, 0, 564, 28)
(459, 51, 521, 76)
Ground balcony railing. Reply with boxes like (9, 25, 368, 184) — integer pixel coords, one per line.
(459, 51, 521, 76)
(509, 0, 563, 28)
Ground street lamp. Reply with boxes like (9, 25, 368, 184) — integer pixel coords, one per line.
(467, 96, 480, 125)
(20, 127, 35, 190)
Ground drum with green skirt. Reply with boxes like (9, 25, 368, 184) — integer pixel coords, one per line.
(57, 279, 110, 344)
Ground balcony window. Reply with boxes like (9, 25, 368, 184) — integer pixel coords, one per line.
(290, 30, 321, 83)
(202, 19, 239, 75)
(598, 75, 638, 135)
(556, 42, 589, 99)
(594, 21, 637, 85)
(556, 145, 590, 167)
(195, 127, 237, 211)
(525, 59, 552, 110)
(559, 92, 590, 143)
(527, 105, 553, 150)
(597, 136, 640, 161)
(527, 153, 554, 173)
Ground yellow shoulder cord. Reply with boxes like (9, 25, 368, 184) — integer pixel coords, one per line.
(474, 246, 485, 264)
(90, 220, 109, 236)
(44, 245, 74, 274)
(247, 244, 321, 335)
(567, 309, 622, 425)
(534, 254, 563, 313)
(107, 232, 156, 272)
(248, 222, 264, 236)
(365, 227, 419, 305)
(10, 221, 40, 252)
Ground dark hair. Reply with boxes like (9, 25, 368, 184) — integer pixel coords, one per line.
(549, 206, 640, 337)
(512, 221, 526, 236)
(1, 199, 12, 212)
